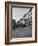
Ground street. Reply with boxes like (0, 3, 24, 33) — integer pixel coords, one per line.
(11, 26, 32, 38)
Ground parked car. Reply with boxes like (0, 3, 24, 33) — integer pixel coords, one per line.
(17, 19, 26, 27)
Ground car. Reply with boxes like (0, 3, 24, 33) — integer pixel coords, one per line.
(17, 19, 26, 27)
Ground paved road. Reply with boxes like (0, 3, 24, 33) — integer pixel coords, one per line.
(11, 26, 32, 38)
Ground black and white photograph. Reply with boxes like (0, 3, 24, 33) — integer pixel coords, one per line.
(11, 7, 32, 38)
(5, 2, 37, 44)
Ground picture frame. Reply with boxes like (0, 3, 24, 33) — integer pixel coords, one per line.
(5, 1, 37, 45)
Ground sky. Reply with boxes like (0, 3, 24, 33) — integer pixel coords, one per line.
(12, 7, 31, 22)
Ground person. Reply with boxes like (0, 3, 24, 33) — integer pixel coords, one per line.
(12, 19, 16, 29)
